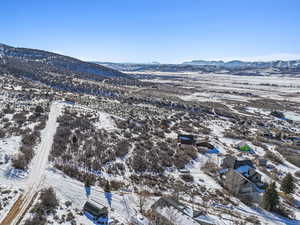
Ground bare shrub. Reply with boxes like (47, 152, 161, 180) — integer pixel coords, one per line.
(174, 152, 190, 169)
(115, 140, 130, 158)
(180, 174, 194, 182)
(3, 106, 15, 114)
(22, 134, 37, 146)
(264, 150, 283, 164)
(110, 180, 124, 191)
(202, 159, 218, 174)
(0, 130, 5, 138)
(132, 155, 147, 172)
(245, 215, 261, 225)
(39, 187, 59, 211)
(274, 205, 295, 220)
(35, 105, 44, 114)
(12, 154, 28, 170)
(34, 121, 46, 130)
(24, 215, 47, 225)
(20, 145, 34, 162)
(13, 112, 27, 125)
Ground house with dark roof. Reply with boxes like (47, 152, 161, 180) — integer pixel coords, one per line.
(178, 134, 195, 145)
(291, 137, 300, 146)
(83, 201, 108, 224)
(221, 155, 253, 170)
(196, 142, 214, 149)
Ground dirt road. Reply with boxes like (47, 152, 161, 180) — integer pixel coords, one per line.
(0, 103, 62, 225)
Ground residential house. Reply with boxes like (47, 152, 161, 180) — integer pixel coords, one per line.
(220, 156, 264, 202)
(178, 134, 195, 145)
(222, 168, 261, 202)
(256, 158, 267, 167)
(196, 142, 214, 149)
(151, 197, 215, 225)
(221, 155, 253, 170)
(83, 201, 108, 224)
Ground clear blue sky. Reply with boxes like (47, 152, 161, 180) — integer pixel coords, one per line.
(1, 0, 300, 63)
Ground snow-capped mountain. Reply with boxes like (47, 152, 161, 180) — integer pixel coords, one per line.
(94, 59, 300, 76)
(183, 59, 300, 69)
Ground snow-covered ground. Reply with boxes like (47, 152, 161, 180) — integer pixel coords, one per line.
(44, 168, 152, 224)
(0, 102, 63, 225)
(138, 72, 300, 103)
(1, 72, 299, 225)
(0, 185, 21, 223)
(95, 112, 117, 131)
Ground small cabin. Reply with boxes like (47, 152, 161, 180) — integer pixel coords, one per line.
(196, 142, 214, 149)
(178, 134, 195, 145)
(83, 201, 108, 222)
(160, 119, 171, 129)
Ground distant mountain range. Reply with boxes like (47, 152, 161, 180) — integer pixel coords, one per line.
(182, 59, 300, 69)
(0, 42, 299, 79)
(94, 59, 300, 76)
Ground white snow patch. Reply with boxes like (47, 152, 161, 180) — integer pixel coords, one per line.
(95, 112, 116, 131)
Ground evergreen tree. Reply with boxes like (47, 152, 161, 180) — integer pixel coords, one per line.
(281, 173, 295, 194)
(262, 182, 279, 211)
(84, 178, 91, 187)
(104, 181, 112, 208)
(104, 181, 111, 192)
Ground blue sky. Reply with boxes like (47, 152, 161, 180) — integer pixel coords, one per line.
(1, 0, 300, 63)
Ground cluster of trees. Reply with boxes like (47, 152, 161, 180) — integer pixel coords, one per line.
(12, 133, 38, 170)
(51, 111, 116, 181)
(51, 107, 207, 186)
(24, 187, 58, 225)
(277, 146, 300, 168)
(129, 137, 198, 174)
(24, 216, 47, 225)
(12, 106, 47, 170)
(262, 173, 295, 219)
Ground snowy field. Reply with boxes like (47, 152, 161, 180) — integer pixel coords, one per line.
(136, 72, 300, 104)
(0, 72, 300, 225)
